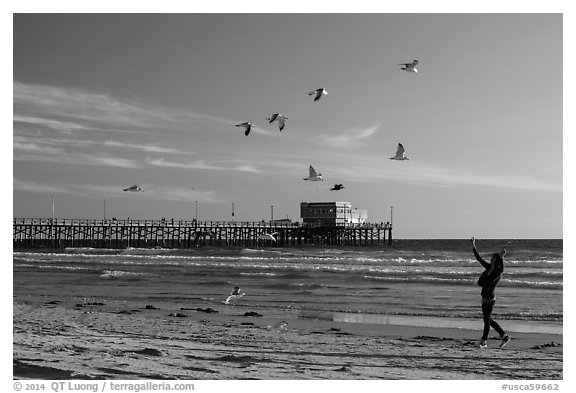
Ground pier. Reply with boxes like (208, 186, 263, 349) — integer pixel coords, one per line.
(13, 218, 393, 249)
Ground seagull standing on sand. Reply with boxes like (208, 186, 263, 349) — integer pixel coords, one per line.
(267, 320, 288, 333)
(277, 321, 288, 333)
(266, 113, 288, 131)
(308, 88, 328, 102)
(123, 185, 144, 192)
(330, 184, 345, 191)
(399, 59, 419, 73)
(236, 122, 254, 136)
(390, 143, 410, 160)
(303, 165, 324, 181)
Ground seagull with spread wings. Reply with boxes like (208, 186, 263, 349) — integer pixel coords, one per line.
(266, 113, 288, 131)
(399, 59, 419, 73)
(236, 122, 254, 136)
(258, 232, 278, 242)
(308, 88, 328, 102)
(123, 185, 144, 192)
(303, 165, 324, 181)
(390, 143, 410, 160)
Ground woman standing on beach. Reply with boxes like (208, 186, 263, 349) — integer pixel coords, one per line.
(471, 237, 511, 349)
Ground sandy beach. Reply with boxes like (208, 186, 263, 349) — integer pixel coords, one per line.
(13, 294, 562, 380)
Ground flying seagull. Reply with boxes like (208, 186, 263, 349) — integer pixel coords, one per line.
(308, 88, 328, 102)
(266, 113, 288, 131)
(390, 143, 410, 160)
(303, 165, 324, 181)
(258, 232, 278, 242)
(123, 185, 144, 192)
(330, 184, 345, 191)
(236, 122, 254, 136)
(399, 59, 419, 73)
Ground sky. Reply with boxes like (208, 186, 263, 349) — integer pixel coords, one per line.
(10, 10, 564, 239)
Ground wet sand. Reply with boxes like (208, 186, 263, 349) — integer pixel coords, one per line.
(13, 295, 562, 380)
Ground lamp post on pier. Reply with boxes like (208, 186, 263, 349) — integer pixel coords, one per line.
(50, 195, 55, 248)
(388, 206, 394, 245)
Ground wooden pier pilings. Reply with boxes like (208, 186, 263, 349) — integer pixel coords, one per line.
(13, 218, 393, 249)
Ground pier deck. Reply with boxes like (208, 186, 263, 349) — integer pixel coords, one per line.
(13, 218, 393, 249)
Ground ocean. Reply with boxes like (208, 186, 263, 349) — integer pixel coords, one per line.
(13, 239, 563, 335)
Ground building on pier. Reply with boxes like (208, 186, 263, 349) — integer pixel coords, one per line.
(300, 201, 367, 226)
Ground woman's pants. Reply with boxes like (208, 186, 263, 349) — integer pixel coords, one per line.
(481, 298, 505, 340)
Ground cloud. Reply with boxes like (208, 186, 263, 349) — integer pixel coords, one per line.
(13, 179, 67, 195)
(13, 115, 92, 134)
(14, 135, 193, 156)
(146, 157, 260, 173)
(318, 125, 379, 148)
(246, 125, 278, 137)
(13, 151, 141, 168)
(102, 140, 193, 155)
(73, 183, 226, 204)
(13, 140, 64, 155)
(13, 179, 227, 204)
(424, 169, 563, 192)
(13, 81, 236, 133)
(14, 82, 559, 194)
(322, 153, 562, 192)
(14, 82, 171, 129)
(133, 186, 227, 204)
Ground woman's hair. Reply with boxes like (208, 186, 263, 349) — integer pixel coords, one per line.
(492, 253, 504, 269)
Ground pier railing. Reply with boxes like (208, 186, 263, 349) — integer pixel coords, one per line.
(13, 218, 393, 249)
